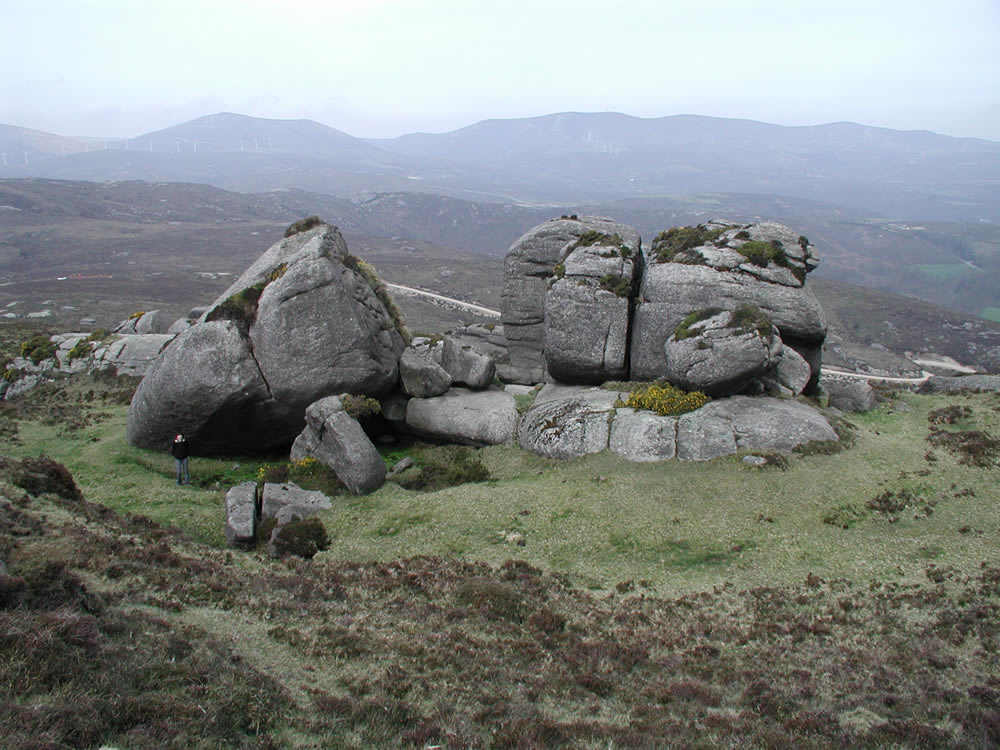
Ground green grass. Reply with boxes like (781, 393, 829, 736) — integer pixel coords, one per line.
(4, 384, 1000, 748)
(980, 306, 1000, 322)
(6, 390, 999, 597)
(914, 262, 976, 281)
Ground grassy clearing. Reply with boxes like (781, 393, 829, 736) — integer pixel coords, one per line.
(5, 389, 999, 597)
(3, 381, 1000, 748)
(914, 262, 976, 281)
(981, 306, 1000, 322)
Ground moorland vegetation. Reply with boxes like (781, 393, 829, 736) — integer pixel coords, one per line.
(2, 320, 999, 747)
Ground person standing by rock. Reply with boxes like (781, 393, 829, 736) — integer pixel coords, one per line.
(172, 433, 190, 485)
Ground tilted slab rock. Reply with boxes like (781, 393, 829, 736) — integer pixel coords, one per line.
(500, 216, 640, 384)
(773, 345, 812, 396)
(260, 481, 333, 521)
(442, 336, 495, 389)
(449, 323, 508, 364)
(406, 388, 518, 446)
(291, 395, 386, 495)
(225, 481, 258, 548)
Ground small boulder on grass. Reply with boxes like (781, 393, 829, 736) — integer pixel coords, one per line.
(824, 379, 878, 412)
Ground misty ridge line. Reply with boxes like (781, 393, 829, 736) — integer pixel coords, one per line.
(4, 109, 1000, 152)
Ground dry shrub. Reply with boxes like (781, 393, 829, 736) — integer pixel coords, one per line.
(0, 455, 84, 502)
(927, 428, 1000, 467)
(269, 517, 330, 560)
(455, 578, 523, 622)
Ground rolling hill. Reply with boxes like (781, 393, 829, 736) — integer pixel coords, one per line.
(1, 177, 998, 373)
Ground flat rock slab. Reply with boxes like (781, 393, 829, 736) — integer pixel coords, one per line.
(225, 481, 258, 548)
(260, 482, 332, 522)
(406, 388, 518, 446)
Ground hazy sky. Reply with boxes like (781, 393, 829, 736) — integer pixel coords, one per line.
(4, 0, 999, 140)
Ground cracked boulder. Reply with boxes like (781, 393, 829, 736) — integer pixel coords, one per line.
(499, 216, 640, 384)
(664, 306, 783, 397)
(127, 223, 406, 454)
(544, 231, 641, 384)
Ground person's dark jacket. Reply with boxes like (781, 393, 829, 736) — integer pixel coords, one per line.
(171, 438, 190, 460)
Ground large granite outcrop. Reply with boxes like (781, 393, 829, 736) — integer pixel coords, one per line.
(499, 216, 641, 384)
(631, 222, 826, 387)
(127, 223, 406, 454)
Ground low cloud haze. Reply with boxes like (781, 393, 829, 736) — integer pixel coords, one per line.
(4, 0, 999, 140)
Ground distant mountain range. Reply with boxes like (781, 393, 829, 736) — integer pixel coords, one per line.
(1, 111, 998, 222)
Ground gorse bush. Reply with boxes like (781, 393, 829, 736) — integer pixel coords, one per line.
(20, 334, 55, 364)
(621, 383, 710, 416)
(66, 339, 93, 362)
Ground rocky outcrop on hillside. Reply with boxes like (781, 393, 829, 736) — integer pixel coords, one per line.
(127, 223, 406, 454)
(631, 222, 825, 386)
(500, 218, 826, 395)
